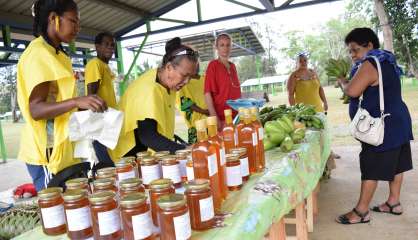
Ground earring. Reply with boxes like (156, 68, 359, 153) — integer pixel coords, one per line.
(55, 16, 60, 32)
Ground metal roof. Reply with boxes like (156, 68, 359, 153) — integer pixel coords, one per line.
(126, 26, 265, 61)
(241, 75, 288, 87)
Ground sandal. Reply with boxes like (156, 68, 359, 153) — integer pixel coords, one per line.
(336, 208, 370, 225)
(371, 202, 403, 215)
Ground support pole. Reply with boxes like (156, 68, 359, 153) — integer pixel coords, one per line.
(196, 0, 202, 22)
(256, 55, 262, 92)
(1, 25, 12, 47)
(0, 120, 7, 163)
(69, 41, 76, 54)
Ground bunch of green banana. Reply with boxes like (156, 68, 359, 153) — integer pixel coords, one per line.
(296, 115, 324, 129)
(263, 115, 295, 151)
(291, 128, 306, 143)
(325, 58, 351, 81)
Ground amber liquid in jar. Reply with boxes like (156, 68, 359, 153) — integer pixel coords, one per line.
(38, 187, 67, 236)
(222, 109, 237, 152)
(149, 178, 175, 227)
(93, 178, 118, 194)
(140, 157, 162, 189)
(175, 149, 190, 182)
(120, 193, 154, 240)
(65, 177, 91, 193)
(116, 161, 137, 183)
(185, 179, 215, 230)
(157, 194, 191, 240)
(238, 113, 259, 174)
(89, 191, 122, 240)
(63, 189, 93, 239)
(207, 117, 228, 200)
(231, 148, 250, 182)
(136, 151, 150, 178)
(225, 154, 243, 191)
(119, 178, 145, 198)
(250, 108, 265, 172)
(192, 119, 222, 213)
(161, 155, 182, 188)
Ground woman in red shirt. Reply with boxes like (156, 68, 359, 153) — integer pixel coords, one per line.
(204, 33, 242, 129)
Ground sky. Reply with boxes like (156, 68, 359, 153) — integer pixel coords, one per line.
(117, 0, 348, 75)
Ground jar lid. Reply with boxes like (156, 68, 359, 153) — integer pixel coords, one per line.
(96, 167, 116, 176)
(175, 149, 189, 158)
(65, 177, 88, 188)
(157, 194, 186, 209)
(93, 178, 115, 188)
(230, 147, 247, 155)
(120, 178, 142, 189)
(224, 109, 232, 116)
(185, 179, 210, 191)
(149, 178, 173, 190)
(206, 116, 217, 126)
(115, 161, 131, 168)
(89, 191, 115, 204)
(63, 189, 87, 201)
(38, 187, 62, 200)
(140, 156, 158, 165)
(225, 153, 240, 163)
(120, 192, 147, 207)
(96, 172, 116, 179)
(136, 151, 149, 159)
(161, 155, 178, 164)
(195, 119, 207, 130)
(154, 151, 170, 158)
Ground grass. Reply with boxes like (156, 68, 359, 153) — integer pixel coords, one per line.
(1, 78, 417, 159)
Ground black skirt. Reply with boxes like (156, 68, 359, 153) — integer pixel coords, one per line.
(359, 142, 413, 181)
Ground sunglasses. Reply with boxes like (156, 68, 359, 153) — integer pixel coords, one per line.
(168, 48, 199, 62)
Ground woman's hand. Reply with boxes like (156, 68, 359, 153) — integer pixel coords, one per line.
(323, 101, 328, 111)
(74, 95, 107, 112)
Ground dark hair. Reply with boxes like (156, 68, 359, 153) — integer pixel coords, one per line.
(161, 37, 199, 67)
(32, 0, 78, 38)
(95, 32, 114, 45)
(344, 27, 380, 49)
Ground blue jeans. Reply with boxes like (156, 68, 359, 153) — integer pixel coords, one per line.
(26, 163, 49, 192)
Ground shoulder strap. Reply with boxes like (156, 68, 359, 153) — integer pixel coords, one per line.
(370, 56, 385, 113)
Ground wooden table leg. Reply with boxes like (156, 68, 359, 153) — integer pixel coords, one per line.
(268, 218, 286, 240)
(306, 193, 314, 233)
(295, 201, 308, 240)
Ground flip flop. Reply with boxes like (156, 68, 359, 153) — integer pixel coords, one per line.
(371, 202, 403, 215)
(336, 208, 370, 225)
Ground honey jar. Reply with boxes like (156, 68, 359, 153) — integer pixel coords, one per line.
(149, 178, 175, 227)
(38, 187, 67, 235)
(184, 179, 215, 230)
(175, 149, 190, 182)
(157, 194, 191, 240)
(136, 151, 150, 178)
(186, 159, 194, 181)
(119, 178, 145, 197)
(161, 155, 182, 188)
(140, 156, 162, 188)
(63, 189, 93, 239)
(65, 177, 90, 193)
(225, 154, 243, 191)
(231, 147, 250, 181)
(93, 178, 117, 193)
(96, 167, 117, 180)
(116, 161, 136, 182)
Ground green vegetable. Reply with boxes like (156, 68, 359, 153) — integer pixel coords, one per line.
(280, 136, 294, 152)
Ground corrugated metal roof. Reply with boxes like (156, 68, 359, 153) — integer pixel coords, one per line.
(241, 75, 288, 87)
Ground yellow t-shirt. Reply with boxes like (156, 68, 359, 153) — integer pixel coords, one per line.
(113, 69, 176, 159)
(84, 57, 117, 108)
(176, 75, 208, 128)
(17, 36, 78, 174)
(294, 78, 324, 112)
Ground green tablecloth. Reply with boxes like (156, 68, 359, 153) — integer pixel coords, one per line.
(14, 126, 330, 240)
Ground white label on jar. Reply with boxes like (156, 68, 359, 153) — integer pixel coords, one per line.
(199, 196, 215, 222)
(141, 164, 161, 184)
(162, 164, 182, 184)
(258, 127, 264, 140)
(173, 211, 191, 240)
(65, 206, 91, 231)
(240, 157, 250, 177)
(118, 170, 136, 182)
(226, 165, 243, 186)
(252, 132, 258, 146)
(179, 159, 188, 177)
(208, 154, 218, 176)
(41, 204, 66, 229)
(220, 148, 226, 166)
(132, 210, 152, 239)
(234, 130, 238, 146)
(186, 166, 194, 181)
(98, 209, 121, 236)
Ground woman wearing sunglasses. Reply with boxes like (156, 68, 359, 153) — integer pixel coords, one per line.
(114, 37, 199, 157)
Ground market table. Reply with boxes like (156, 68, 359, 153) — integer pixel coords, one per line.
(14, 124, 330, 240)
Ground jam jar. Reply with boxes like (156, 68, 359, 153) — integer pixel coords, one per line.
(157, 194, 191, 240)
(120, 192, 154, 240)
(140, 156, 162, 188)
(231, 147, 250, 182)
(63, 189, 93, 239)
(136, 151, 150, 178)
(116, 161, 137, 183)
(186, 159, 194, 181)
(161, 155, 182, 188)
(65, 177, 91, 193)
(175, 149, 190, 182)
(225, 154, 243, 191)
(96, 167, 117, 180)
(149, 178, 175, 227)
(184, 179, 215, 230)
(93, 178, 117, 193)
(119, 178, 145, 197)
(89, 191, 122, 240)
(38, 187, 67, 235)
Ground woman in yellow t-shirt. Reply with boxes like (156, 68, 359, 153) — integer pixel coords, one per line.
(17, 0, 106, 191)
(114, 37, 199, 158)
(84, 32, 117, 173)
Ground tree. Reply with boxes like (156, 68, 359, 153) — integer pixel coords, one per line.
(0, 66, 19, 122)
(374, 0, 394, 52)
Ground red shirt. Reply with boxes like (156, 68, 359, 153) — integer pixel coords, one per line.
(204, 59, 242, 120)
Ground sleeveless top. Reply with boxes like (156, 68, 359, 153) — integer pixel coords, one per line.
(294, 76, 324, 112)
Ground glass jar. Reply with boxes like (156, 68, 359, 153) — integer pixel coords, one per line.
(149, 178, 175, 227)
(184, 179, 215, 230)
(96, 167, 117, 180)
(63, 189, 93, 239)
(136, 151, 150, 178)
(93, 178, 118, 193)
(120, 192, 154, 240)
(38, 187, 67, 235)
(175, 149, 189, 182)
(225, 154, 243, 191)
(157, 194, 191, 240)
(140, 156, 162, 188)
(231, 148, 250, 182)
(161, 155, 182, 188)
(89, 191, 122, 240)
(65, 177, 91, 193)
(119, 178, 145, 197)
(186, 159, 194, 181)
(116, 161, 136, 183)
